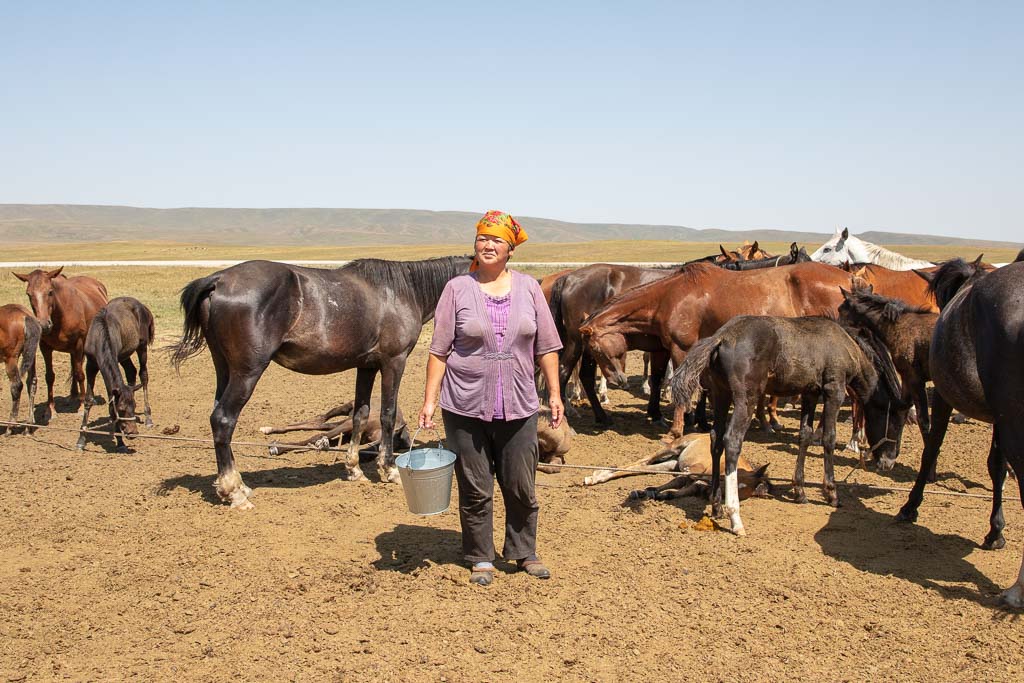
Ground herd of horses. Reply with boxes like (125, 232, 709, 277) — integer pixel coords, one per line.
(2, 227, 1022, 606)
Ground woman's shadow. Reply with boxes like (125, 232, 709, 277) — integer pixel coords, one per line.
(373, 524, 462, 573)
(814, 486, 1009, 607)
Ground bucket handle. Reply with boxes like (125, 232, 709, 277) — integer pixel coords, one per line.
(408, 426, 446, 453)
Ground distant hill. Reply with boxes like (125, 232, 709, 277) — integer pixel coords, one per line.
(0, 204, 1016, 248)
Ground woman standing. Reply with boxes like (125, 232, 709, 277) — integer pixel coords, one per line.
(418, 211, 564, 586)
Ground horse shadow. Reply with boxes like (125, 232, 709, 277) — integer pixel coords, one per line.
(373, 524, 463, 574)
(158, 455, 387, 506)
(814, 488, 1007, 606)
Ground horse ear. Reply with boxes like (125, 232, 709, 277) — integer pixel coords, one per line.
(841, 227, 849, 240)
(131, 383, 143, 391)
(972, 254, 984, 267)
(46, 266, 64, 279)
(579, 325, 593, 338)
(719, 245, 729, 258)
(12, 271, 28, 282)
(751, 240, 759, 252)
(790, 242, 798, 253)
(913, 269, 935, 283)
(839, 286, 852, 300)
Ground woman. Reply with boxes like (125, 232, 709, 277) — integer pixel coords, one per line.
(418, 211, 564, 586)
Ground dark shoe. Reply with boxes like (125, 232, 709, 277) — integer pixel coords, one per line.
(517, 559, 551, 579)
(469, 566, 495, 586)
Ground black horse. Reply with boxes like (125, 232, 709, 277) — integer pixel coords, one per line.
(77, 297, 155, 451)
(671, 315, 907, 536)
(896, 254, 1024, 607)
(169, 256, 471, 509)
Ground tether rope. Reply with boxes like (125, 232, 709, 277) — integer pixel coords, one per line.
(0, 418, 1018, 503)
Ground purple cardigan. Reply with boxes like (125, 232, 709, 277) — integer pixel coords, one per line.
(429, 271, 563, 421)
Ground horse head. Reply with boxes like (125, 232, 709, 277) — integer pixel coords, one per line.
(579, 321, 629, 389)
(811, 227, 859, 266)
(12, 266, 63, 333)
(850, 327, 910, 470)
(110, 383, 141, 438)
(740, 240, 771, 261)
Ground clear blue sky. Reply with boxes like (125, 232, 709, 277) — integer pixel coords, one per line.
(2, 1, 1021, 241)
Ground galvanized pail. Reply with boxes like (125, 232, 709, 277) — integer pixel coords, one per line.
(395, 429, 456, 516)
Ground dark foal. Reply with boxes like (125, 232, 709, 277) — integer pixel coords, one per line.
(838, 286, 937, 473)
(77, 297, 155, 452)
(671, 316, 907, 536)
(896, 254, 1024, 607)
(169, 256, 471, 510)
(0, 304, 41, 428)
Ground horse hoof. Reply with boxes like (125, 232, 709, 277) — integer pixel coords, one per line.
(895, 507, 918, 523)
(1000, 584, 1024, 609)
(145, 418, 154, 428)
(344, 469, 368, 482)
(627, 490, 644, 501)
(731, 524, 747, 537)
(981, 535, 1006, 551)
(229, 496, 255, 511)
(384, 467, 401, 484)
(259, 426, 273, 434)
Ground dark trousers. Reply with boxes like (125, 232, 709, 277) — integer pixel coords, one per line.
(441, 410, 540, 564)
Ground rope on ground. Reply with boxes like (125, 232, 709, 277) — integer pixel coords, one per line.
(1, 418, 1018, 503)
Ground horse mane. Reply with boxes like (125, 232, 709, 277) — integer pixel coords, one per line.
(1015, 247, 1024, 263)
(92, 309, 126, 393)
(671, 260, 720, 282)
(926, 258, 984, 308)
(342, 255, 470, 317)
(854, 239, 934, 270)
(844, 288, 933, 323)
(844, 324, 902, 405)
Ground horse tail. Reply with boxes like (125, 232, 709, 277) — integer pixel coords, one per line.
(20, 315, 41, 382)
(144, 304, 156, 347)
(168, 274, 219, 370)
(548, 274, 569, 345)
(670, 335, 722, 409)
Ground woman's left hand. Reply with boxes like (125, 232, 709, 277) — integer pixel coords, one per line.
(548, 396, 564, 429)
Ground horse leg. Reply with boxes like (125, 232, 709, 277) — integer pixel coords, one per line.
(211, 365, 268, 510)
(41, 344, 55, 424)
(820, 384, 843, 507)
(844, 389, 866, 460)
(72, 346, 87, 412)
(136, 347, 153, 428)
(896, 394, 953, 523)
(755, 394, 774, 433)
(995, 423, 1024, 607)
(645, 351, 669, 423)
(580, 352, 611, 426)
(376, 356, 408, 483)
(722, 393, 751, 536)
(982, 428, 1007, 550)
(708, 393, 730, 519)
(76, 357, 99, 451)
(5, 356, 21, 425)
(641, 352, 651, 397)
(597, 371, 609, 405)
(585, 450, 678, 486)
(344, 367, 377, 482)
(794, 393, 818, 504)
(914, 380, 930, 441)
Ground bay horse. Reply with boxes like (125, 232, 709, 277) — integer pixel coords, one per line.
(838, 286, 937, 472)
(811, 227, 934, 270)
(670, 316, 907, 535)
(0, 304, 41, 428)
(76, 297, 155, 452)
(895, 255, 1024, 607)
(720, 242, 810, 271)
(11, 267, 108, 422)
(169, 256, 471, 510)
(579, 261, 854, 435)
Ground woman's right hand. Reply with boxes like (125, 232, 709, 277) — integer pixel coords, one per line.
(418, 400, 436, 430)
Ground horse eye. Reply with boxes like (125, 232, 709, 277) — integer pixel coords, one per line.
(823, 248, 831, 253)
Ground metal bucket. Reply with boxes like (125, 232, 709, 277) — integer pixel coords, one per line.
(395, 432, 456, 516)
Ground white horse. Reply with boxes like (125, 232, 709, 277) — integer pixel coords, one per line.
(811, 227, 934, 271)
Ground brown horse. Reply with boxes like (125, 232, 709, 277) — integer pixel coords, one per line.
(169, 256, 470, 509)
(12, 267, 108, 422)
(0, 304, 41, 427)
(849, 264, 939, 312)
(579, 261, 854, 434)
(76, 297, 156, 452)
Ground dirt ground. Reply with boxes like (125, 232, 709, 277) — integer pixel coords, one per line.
(1, 321, 1023, 681)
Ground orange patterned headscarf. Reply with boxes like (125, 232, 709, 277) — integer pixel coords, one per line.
(471, 211, 528, 271)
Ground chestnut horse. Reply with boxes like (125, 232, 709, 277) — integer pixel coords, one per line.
(169, 256, 471, 510)
(11, 267, 108, 422)
(579, 261, 853, 434)
(0, 304, 41, 427)
(895, 254, 1024, 607)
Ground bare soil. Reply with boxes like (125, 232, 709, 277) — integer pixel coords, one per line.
(1, 330, 1022, 682)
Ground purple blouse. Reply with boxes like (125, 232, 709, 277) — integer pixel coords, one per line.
(429, 271, 563, 422)
(484, 292, 511, 420)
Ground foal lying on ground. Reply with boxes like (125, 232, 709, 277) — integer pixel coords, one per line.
(261, 400, 411, 456)
(582, 432, 769, 501)
(671, 316, 907, 536)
